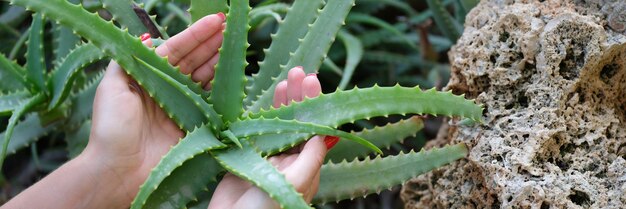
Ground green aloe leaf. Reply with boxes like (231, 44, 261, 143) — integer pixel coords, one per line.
(0, 93, 45, 170)
(8, 27, 29, 61)
(145, 13, 169, 39)
(50, 0, 80, 63)
(248, 3, 289, 28)
(427, 0, 463, 43)
(358, 0, 418, 16)
(3, 114, 59, 157)
(250, 86, 481, 154)
(67, 71, 102, 127)
(253, 86, 482, 125)
(247, 0, 355, 113)
(101, 0, 147, 35)
(314, 143, 468, 203)
(0, 6, 27, 27)
(0, 90, 30, 115)
(0, 53, 27, 92)
(209, 0, 250, 123)
(166, 3, 191, 26)
(52, 24, 80, 64)
(144, 153, 223, 209)
(346, 13, 416, 51)
(211, 142, 312, 209)
(131, 126, 226, 209)
(25, 13, 46, 92)
(189, 0, 228, 23)
(336, 30, 363, 90)
(250, 133, 310, 156)
(133, 57, 223, 131)
(65, 120, 90, 158)
(48, 43, 104, 110)
(221, 130, 243, 148)
(244, 0, 325, 108)
(229, 118, 382, 154)
(459, 0, 480, 12)
(10, 0, 209, 100)
(326, 117, 424, 162)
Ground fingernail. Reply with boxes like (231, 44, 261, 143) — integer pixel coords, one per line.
(217, 12, 226, 22)
(324, 136, 340, 150)
(307, 73, 317, 77)
(294, 66, 303, 70)
(140, 33, 151, 42)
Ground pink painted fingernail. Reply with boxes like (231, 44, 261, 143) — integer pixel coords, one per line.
(307, 73, 317, 77)
(217, 12, 226, 22)
(140, 33, 151, 41)
(294, 66, 303, 70)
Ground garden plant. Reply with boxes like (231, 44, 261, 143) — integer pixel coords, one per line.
(0, 0, 482, 208)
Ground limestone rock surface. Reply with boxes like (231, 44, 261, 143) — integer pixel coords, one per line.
(401, 0, 626, 208)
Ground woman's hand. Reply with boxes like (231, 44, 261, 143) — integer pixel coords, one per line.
(85, 13, 226, 205)
(208, 67, 329, 209)
(2, 13, 225, 209)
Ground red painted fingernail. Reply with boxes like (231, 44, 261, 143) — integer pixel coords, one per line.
(324, 136, 340, 150)
(140, 33, 151, 41)
(217, 12, 226, 21)
(307, 73, 317, 77)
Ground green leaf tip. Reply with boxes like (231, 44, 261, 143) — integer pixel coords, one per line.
(231, 117, 382, 154)
(209, 0, 250, 123)
(314, 143, 468, 203)
(221, 130, 243, 148)
(25, 13, 46, 93)
(326, 116, 424, 162)
(252, 86, 483, 127)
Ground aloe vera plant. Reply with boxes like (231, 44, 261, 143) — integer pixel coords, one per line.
(0, 10, 104, 171)
(3, 0, 482, 208)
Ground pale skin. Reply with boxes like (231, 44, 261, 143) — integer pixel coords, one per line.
(2, 14, 326, 209)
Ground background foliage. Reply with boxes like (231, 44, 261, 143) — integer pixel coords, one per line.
(0, 0, 477, 208)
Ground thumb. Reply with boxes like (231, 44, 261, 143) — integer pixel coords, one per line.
(97, 60, 131, 96)
(282, 136, 327, 194)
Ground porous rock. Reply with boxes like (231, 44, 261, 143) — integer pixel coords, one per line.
(401, 0, 626, 208)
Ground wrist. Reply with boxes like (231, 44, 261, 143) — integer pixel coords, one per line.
(74, 145, 142, 208)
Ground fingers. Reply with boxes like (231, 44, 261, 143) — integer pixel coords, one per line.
(155, 13, 225, 66)
(270, 66, 326, 199)
(306, 171, 321, 202)
(99, 61, 131, 96)
(274, 67, 321, 108)
(209, 173, 253, 209)
(273, 81, 288, 108)
(286, 66, 305, 104)
(177, 32, 224, 74)
(192, 54, 219, 89)
(302, 73, 321, 99)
